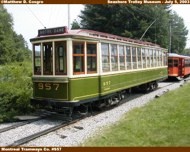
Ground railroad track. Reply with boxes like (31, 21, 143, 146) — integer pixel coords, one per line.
(8, 117, 82, 146)
(0, 120, 38, 134)
(1, 80, 188, 146)
(0, 110, 56, 134)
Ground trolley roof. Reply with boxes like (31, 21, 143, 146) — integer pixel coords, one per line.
(168, 53, 190, 59)
(30, 26, 165, 49)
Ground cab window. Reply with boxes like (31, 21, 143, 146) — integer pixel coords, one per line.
(43, 42, 53, 75)
(33, 44, 41, 75)
(55, 41, 67, 75)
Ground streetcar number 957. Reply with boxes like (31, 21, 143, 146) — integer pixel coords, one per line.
(37, 83, 60, 91)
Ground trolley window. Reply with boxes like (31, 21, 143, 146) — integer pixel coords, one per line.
(156, 50, 159, 67)
(119, 45, 125, 70)
(168, 59, 173, 67)
(163, 52, 167, 66)
(101, 43, 110, 72)
(55, 41, 67, 75)
(185, 59, 190, 67)
(73, 42, 85, 74)
(174, 59, 178, 67)
(137, 48, 142, 69)
(43, 42, 53, 75)
(142, 48, 146, 68)
(132, 47, 137, 69)
(149, 49, 153, 67)
(159, 50, 162, 66)
(111, 44, 118, 71)
(126, 46, 131, 70)
(153, 50, 157, 67)
(87, 43, 97, 73)
(146, 49, 150, 67)
(33, 44, 41, 75)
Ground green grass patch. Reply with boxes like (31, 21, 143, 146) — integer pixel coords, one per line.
(83, 83, 190, 146)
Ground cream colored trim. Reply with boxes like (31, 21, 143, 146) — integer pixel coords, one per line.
(67, 39, 73, 77)
(72, 93, 99, 101)
(100, 66, 167, 77)
(32, 44, 34, 75)
(52, 41, 55, 76)
(31, 38, 69, 44)
(68, 66, 167, 78)
(130, 46, 133, 70)
(97, 42, 101, 75)
(40, 43, 43, 75)
(70, 76, 99, 80)
(84, 41, 87, 74)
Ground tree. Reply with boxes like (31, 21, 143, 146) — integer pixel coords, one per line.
(0, 5, 30, 64)
(71, 19, 81, 29)
(169, 12, 188, 54)
(182, 48, 190, 56)
(79, 4, 188, 53)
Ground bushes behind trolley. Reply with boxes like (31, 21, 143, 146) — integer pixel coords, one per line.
(0, 62, 33, 122)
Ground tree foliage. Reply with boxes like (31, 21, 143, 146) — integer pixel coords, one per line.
(71, 19, 81, 29)
(0, 62, 33, 122)
(0, 5, 32, 122)
(169, 12, 188, 54)
(79, 4, 188, 54)
(0, 5, 30, 64)
(183, 48, 190, 56)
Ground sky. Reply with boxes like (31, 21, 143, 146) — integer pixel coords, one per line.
(4, 4, 190, 50)
(4, 4, 84, 49)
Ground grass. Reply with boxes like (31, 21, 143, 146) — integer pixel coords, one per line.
(83, 83, 190, 146)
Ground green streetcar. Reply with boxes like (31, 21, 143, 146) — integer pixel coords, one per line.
(30, 26, 168, 114)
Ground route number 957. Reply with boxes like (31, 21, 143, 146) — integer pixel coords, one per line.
(38, 83, 60, 91)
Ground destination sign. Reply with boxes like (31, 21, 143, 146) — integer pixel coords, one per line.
(38, 26, 67, 36)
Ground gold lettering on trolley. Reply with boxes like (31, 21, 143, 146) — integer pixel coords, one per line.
(103, 81, 111, 86)
(53, 84, 60, 91)
(45, 83, 51, 90)
(37, 83, 60, 91)
(103, 80, 111, 91)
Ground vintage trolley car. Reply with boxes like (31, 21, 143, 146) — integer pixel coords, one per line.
(30, 26, 168, 113)
(168, 53, 190, 80)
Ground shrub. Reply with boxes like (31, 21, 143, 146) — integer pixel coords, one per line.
(0, 62, 33, 122)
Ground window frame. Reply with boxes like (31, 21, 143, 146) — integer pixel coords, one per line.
(119, 45, 125, 71)
(101, 43, 110, 72)
(111, 44, 118, 71)
(55, 41, 67, 75)
(73, 41, 85, 75)
(43, 42, 53, 75)
(137, 47, 142, 69)
(132, 47, 137, 69)
(126, 46, 132, 70)
(33, 43, 41, 75)
(87, 42, 97, 74)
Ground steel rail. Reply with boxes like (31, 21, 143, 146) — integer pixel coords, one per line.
(8, 117, 82, 146)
